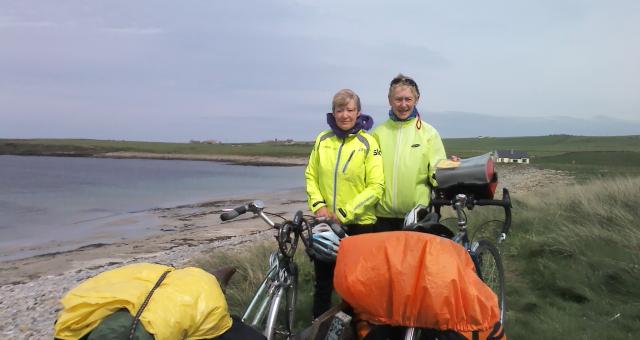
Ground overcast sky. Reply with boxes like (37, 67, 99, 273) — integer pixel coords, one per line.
(1, 0, 638, 142)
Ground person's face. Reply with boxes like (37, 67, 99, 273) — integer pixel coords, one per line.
(333, 99, 360, 131)
(389, 85, 418, 120)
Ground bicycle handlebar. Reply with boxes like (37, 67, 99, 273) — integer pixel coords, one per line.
(220, 204, 248, 221)
(432, 188, 512, 237)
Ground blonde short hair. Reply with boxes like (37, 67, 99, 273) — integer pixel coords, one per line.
(332, 89, 361, 113)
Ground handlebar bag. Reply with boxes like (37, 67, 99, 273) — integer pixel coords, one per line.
(333, 232, 500, 332)
(435, 152, 498, 200)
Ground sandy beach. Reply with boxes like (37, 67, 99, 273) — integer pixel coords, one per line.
(0, 165, 574, 339)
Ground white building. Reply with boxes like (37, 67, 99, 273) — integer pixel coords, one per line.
(495, 150, 530, 164)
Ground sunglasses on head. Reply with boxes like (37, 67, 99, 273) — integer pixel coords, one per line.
(390, 77, 420, 96)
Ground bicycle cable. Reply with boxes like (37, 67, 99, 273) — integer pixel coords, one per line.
(470, 219, 505, 243)
(263, 211, 287, 221)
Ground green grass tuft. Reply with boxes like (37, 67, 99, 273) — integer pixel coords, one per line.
(190, 241, 316, 332)
(504, 176, 640, 339)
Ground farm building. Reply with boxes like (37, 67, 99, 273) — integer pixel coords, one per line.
(495, 150, 530, 164)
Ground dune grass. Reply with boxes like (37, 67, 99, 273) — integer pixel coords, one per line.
(191, 241, 316, 332)
(194, 176, 640, 338)
(502, 176, 640, 339)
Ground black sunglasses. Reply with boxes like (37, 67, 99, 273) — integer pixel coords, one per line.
(390, 77, 420, 96)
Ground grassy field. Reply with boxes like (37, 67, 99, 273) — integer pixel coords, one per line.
(0, 138, 314, 158)
(443, 135, 640, 158)
(194, 175, 640, 338)
(2, 135, 638, 161)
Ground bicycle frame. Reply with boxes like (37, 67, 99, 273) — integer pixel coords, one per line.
(243, 250, 298, 339)
(221, 201, 310, 340)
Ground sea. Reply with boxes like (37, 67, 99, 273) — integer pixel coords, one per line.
(0, 155, 305, 260)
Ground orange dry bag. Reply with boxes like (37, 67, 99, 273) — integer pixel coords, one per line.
(333, 231, 500, 332)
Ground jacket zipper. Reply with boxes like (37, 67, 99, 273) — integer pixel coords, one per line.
(392, 126, 403, 211)
(342, 150, 355, 173)
(333, 139, 345, 214)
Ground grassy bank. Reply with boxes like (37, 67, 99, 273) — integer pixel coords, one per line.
(0, 138, 314, 158)
(191, 241, 316, 331)
(504, 176, 639, 338)
(3, 135, 638, 161)
(444, 135, 640, 158)
(194, 176, 640, 338)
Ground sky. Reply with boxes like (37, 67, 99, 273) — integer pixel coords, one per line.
(1, 0, 639, 142)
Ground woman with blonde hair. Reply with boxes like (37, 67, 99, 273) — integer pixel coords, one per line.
(304, 89, 384, 318)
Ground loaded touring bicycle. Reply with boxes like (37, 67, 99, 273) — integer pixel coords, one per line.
(299, 152, 511, 340)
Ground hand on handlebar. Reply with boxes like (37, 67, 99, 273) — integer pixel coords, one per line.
(314, 207, 338, 222)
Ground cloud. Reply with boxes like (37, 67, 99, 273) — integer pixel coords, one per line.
(0, 16, 59, 29)
(101, 27, 165, 35)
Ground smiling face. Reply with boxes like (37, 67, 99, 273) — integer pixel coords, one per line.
(389, 85, 419, 120)
(333, 99, 360, 131)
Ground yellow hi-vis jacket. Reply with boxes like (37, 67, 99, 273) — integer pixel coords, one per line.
(305, 129, 384, 225)
(54, 263, 232, 340)
(372, 118, 446, 219)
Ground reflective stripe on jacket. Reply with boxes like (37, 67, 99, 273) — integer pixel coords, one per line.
(372, 118, 446, 219)
(305, 129, 384, 225)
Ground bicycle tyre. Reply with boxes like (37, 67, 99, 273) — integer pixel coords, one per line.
(473, 239, 505, 324)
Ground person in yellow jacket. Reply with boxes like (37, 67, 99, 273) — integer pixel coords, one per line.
(372, 74, 447, 231)
(305, 88, 384, 318)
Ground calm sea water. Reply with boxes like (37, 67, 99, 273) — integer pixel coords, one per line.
(0, 155, 304, 258)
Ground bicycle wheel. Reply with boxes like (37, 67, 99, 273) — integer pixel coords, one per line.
(473, 239, 505, 323)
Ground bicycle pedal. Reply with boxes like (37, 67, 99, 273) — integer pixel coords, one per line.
(324, 311, 352, 340)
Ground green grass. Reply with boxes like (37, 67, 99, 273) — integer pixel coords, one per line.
(0, 138, 314, 158)
(3, 135, 638, 160)
(190, 241, 316, 332)
(532, 151, 640, 180)
(443, 135, 640, 158)
(502, 176, 640, 339)
(193, 176, 640, 339)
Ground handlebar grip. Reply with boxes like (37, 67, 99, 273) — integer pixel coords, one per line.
(220, 205, 248, 221)
(293, 210, 304, 227)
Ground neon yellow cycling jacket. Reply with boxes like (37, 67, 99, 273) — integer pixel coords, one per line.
(372, 118, 446, 219)
(305, 130, 384, 225)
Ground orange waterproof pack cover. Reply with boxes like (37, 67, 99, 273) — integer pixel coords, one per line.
(333, 232, 500, 332)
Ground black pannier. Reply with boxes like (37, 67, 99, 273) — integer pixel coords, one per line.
(434, 152, 498, 200)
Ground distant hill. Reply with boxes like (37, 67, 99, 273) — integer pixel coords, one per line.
(423, 111, 640, 138)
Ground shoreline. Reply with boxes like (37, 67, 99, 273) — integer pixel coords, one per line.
(0, 188, 308, 286)
(3, 152, 309, 166)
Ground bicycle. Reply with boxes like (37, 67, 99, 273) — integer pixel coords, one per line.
(395, 187, 512, 340)
(220, 200, 333, 340)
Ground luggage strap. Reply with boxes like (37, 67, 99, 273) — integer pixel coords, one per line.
(128, 269, 172, 340)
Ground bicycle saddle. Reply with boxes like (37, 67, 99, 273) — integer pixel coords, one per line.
(209, 266, 237, 292)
